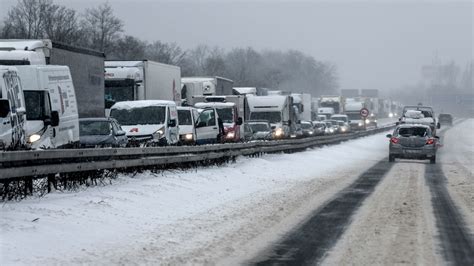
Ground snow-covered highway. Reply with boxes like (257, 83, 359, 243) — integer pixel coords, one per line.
(1, 119, 473, 265)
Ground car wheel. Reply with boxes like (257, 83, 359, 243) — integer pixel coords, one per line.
(430, 156, 436, 164)
(389, 155, 395, 162)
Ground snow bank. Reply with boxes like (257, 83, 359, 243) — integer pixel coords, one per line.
(0, 132, 390, 265)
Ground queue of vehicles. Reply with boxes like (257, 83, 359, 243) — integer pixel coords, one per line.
(1, 39, 452, 152)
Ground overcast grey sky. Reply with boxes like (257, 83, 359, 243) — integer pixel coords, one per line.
(1, 0, 472, 91)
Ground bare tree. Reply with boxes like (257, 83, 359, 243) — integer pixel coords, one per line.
(1, 0, 80, 44)
(145, 41, 186, 65)
(110, 35, 147, 60)
(43, 4, 80, 43)
(1, 0, 52, 39)
(81, 2, 123, 54)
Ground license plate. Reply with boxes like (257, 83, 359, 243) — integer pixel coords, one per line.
(405, 149, 422, 154)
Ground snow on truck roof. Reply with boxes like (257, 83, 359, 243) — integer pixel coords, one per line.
(0, 39, 51, 50)
(181, 76, 233, 83)
(233, 87, 257, 95)
(105, 67, 141, 80)
(195, 102, 235, 108)
(111, 100, 176, 110)
(247, 95, 287, 110)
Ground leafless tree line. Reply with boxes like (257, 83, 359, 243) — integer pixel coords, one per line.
(0, 0, 338, 95)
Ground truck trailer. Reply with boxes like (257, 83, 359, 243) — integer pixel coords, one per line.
(0, 39, 105, 118)
(181, 76, 233, 105)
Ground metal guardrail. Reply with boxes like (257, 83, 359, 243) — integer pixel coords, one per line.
(0, 125, 394, 181)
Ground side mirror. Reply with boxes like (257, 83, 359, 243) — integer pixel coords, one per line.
(115, 130, 126, 136)
(0, 99, 11, 118)
(434, 136, 440, 139)
(196, 121, 207, 128)
(395, 122, 400, 125)
(51, 111, 60, 127)
(398, 118, 402, 121)
(437, 122, 440, 129)
(168, 119, 177, 127)
(386, 134, 392, 138)
(271, 125, 276, 129)
(236, 117, 243, 125)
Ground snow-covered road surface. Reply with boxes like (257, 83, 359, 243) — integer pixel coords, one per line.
(1, 132, 390, 265)
(1, 119, 472, 265)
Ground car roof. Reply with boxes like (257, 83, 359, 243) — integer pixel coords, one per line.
(246, 120, 270, 124)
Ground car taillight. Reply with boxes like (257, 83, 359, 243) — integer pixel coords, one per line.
(426, 138, 435, 145)
(390, 137, 399, 144)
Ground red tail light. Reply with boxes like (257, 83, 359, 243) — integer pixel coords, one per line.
(390, 137, 399, 144)
(426, 138, 435, 145)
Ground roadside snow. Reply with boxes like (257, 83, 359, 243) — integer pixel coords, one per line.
(0, 132, 390, 265)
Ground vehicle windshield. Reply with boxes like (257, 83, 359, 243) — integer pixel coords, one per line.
(104, 80, 135, 108)
(249, 123, 270, 132)
(337, 121, 345, 126)
(301, 123, 312, 129)
(397, 127, 429, 137)
(178, 109, 193, 125)
(110, 106, 166, 126)
(80, 121, 111, 136)
(250, 112, 282, 123)
(331, 116, 347, 122)
(325, 122, 333, 126)
(314, 123, 325, 128)
(216, 108, 234, 123)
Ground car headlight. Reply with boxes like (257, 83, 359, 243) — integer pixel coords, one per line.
(365, 120, 370, 124)
(389, 113, 394, 118)
(374, 119, 377, 123)
(358, 122, 363, 127)
(274, 128, 283, 136)
(226, 131, 235, 139)
(28, 134, 41, 143)
(329, 128, 334, 133)
(153, 128, 165, 138)
(309, 131, 314, 135)
(341, 127, 346, 132)
(185, 133, 193, 140)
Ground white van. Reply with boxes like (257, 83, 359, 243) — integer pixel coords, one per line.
(15, 65, 80, 149)
(0, 66, 27, 150)
(109, 100, 179, 146)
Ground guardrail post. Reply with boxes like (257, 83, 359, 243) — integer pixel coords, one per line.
(47, 174, 57, 193)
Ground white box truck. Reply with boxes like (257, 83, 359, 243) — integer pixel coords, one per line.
(105, 60, 181, 112)
(181, 76, 233, 105)
(0, 39, 105, 118)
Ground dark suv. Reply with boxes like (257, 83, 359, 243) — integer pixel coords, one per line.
(387, 124, 439, 164)
(438, 113, 453, 126)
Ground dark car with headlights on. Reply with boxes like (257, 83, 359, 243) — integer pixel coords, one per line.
(387, 124, 439, 163)
(300, 121, 315, 137)
(246, 120, 273, 140)
(79, 118, 128, 148)
(438, 113, 453, 126)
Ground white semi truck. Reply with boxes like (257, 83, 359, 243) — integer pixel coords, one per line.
(246, 95, 296, 139)
(0, 39, 105, 118)
(181, 76, 233, 106)
(319, 95, 345, 114)
(105, 60, 181, 112)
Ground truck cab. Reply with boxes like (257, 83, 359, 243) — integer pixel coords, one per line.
(16, 65, 79, 149)
(247, 95, 293, 139)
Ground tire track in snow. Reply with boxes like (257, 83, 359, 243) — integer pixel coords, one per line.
(251, 159, 393, 265)
(425, 160, 474, 265)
